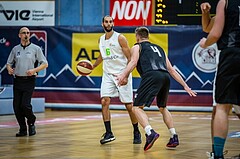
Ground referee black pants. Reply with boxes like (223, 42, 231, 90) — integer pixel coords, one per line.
(13, 76, 36, 131)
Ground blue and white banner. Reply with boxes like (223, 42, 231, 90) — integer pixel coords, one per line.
(0, 26, 217, 108)
(0, 1, 55, 26)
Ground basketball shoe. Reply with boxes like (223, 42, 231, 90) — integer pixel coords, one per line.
(100, 132, 115, 144)
(144, 129, 159, 151)
(166, 134, 179, 149)
(206, 150, 228, 159)
(133, 130, 142, 144)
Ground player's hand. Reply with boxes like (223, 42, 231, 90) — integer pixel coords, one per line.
(120, 78, 128, 86)
(184, 86, 197, 97)
(199, 37, 207, 48)
(201, 2, 211, 14)
(114, 74, 128, 86)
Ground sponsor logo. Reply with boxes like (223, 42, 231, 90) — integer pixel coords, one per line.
(0, 9, 30, 21)
(110, 0, 152, 26)
(0, 2, 54, 26)
(102, 55, 119, 60)
(192, 42, 219, 73)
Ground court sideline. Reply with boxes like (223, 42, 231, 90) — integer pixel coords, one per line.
(0, 109, 239, 159)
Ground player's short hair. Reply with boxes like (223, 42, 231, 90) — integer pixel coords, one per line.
(135, 26, 149, 39)
(102, 15, 114, 23)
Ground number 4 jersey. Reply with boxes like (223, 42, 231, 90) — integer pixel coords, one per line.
(136, 41, 168, 76)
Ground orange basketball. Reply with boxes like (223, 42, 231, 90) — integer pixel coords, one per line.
(76, 60, 93, 76)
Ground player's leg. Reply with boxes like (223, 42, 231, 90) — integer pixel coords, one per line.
(124, 103, 141, 144)
(156, 74, 179, 149)
(206, 107, 218, 159)
(118, 74, 141, 144)
(159, 107, 174, 129)
(132, 106, 149, 129)
(99, 97, 116, 144)
(133, 71, 164, 151)
(207, 54, 218, 158)
(159, 107, 179, 149)
(101, 97, 111, 128)
(124, 103, 138, 124)
(213, 104, 231, 158)
(213, 48, 240, 158)
(132, 106, 159, 151)
(99, 73, 117, 144)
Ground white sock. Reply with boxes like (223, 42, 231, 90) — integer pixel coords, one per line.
(144, 125, 152, 136)
(169, 128, 176, 138)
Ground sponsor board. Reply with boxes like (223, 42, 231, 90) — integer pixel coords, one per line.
(0, 1, 55, 26)
(71, 33, 168, 77)
(110, 0, 152, 26)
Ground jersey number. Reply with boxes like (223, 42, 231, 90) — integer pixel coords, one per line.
(150, 46, 162, 57)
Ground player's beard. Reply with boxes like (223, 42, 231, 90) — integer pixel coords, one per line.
(104, 25, 113, 32)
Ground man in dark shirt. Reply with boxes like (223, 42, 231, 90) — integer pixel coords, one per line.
(6, 27, 48, 137)
(116, 26, 196, 151)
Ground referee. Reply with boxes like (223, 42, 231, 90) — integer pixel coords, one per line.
(6, 27, 48, 137)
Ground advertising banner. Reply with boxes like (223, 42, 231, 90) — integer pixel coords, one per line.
(0, 26, 217, 109)
(110, 0, 153, 26)
(0, 1, 55, 26)
(110, 0, 219, 26)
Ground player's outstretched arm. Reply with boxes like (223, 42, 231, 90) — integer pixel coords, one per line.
(166, 57, 197, 97)
(92, 55, 103, 69)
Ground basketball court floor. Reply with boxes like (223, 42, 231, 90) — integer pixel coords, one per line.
(0, 109, 239, 159)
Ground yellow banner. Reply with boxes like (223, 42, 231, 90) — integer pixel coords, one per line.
(72, 33, 168, 77)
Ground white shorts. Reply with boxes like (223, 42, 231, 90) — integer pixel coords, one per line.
(100, 71, 133, 103)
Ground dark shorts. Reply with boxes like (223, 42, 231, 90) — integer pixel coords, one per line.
(134, 70, 170, 108)
(215, 47, 240, 105)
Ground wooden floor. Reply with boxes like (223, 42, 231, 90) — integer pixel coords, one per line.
(0, 109, 239, 159)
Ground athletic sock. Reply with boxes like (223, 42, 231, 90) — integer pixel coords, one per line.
(213, 137, 226, 157)
(144, 125, 152, 136)
(104, 121, 111, 133)
(212, 144, 215, 153)
(169, 128, 176, 138)
(132, 123, 139, 132)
